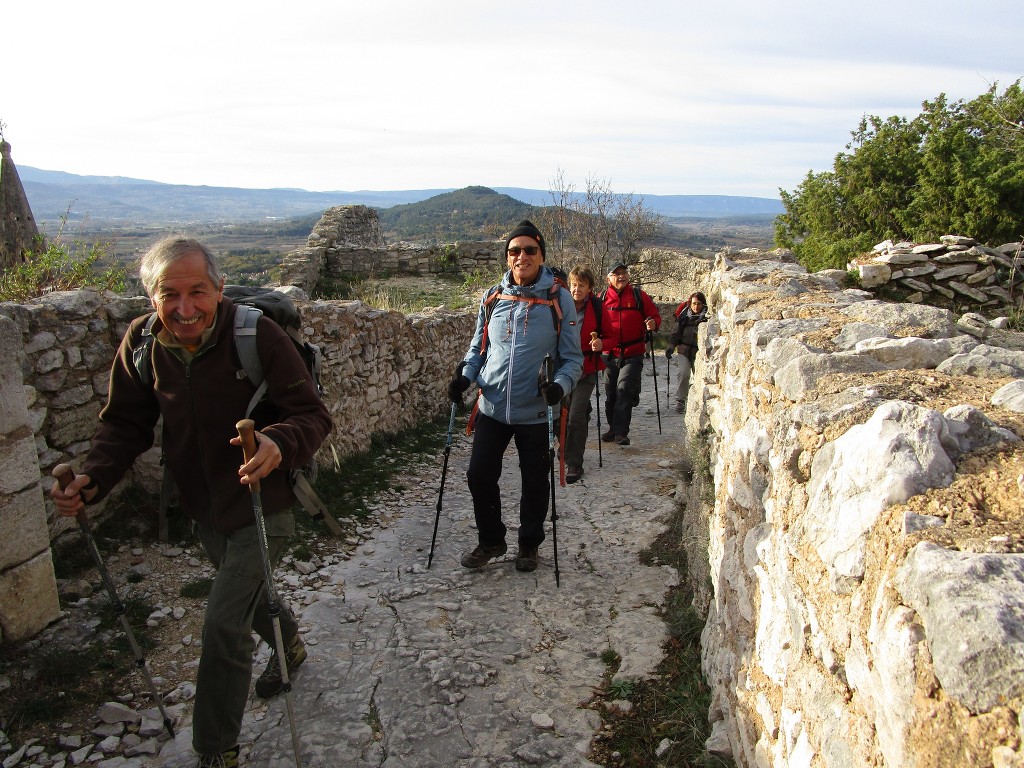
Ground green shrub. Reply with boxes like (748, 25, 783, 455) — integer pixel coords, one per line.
(0, 238, 127, 302)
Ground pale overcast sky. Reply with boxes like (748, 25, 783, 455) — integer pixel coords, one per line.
(5, 0, 1021, 199)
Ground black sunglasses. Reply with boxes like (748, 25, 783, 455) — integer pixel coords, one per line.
(507, 246, 540, 257)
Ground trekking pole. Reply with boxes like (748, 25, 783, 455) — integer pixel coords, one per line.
(542, 355, 561, 587)
(647, 331, 662, 434)
(428, 402, 457, 568)
(51, 465, 176, 740)
(666, 349, 672, 411)
(236, 420, 303, 768)
(591, 332, 602, 468)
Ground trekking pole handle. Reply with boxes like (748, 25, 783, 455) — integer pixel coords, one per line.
(53, 463, 75, 491)
(52, 463, 88, 524)
(236, 419, 261, 494)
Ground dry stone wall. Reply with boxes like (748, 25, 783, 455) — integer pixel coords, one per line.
(0, 316, 60, 643)
(0, 289, 472, 641)
(853, 235, 1023, 306)
(277, 205, 503, 289)
(685, 249, 1024, 768)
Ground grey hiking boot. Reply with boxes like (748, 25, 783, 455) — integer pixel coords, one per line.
(198, 745, 239, 768)
(460, 542, 507, 568)
(254, 634, 307, 699)
(515, 547, 539, 572)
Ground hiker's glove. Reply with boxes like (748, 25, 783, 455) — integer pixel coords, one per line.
(540, 381, 564, 406)
(448, 363, 471, 403)
(664, 347, 673, 359)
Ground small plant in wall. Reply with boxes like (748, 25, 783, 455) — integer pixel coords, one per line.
(436, 242, 461, 274)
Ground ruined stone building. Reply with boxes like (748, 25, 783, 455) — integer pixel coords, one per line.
(0, 139, 41, 269)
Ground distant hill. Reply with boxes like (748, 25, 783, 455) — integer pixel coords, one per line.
(19, 166, 454, 227)
(18, 166, 782, 228)
(376, 186, 534, 241)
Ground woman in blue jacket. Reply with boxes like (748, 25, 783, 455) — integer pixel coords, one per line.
(448, 221, 583, 572)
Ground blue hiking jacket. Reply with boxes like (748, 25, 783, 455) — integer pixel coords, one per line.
(462, 266, 583, 425)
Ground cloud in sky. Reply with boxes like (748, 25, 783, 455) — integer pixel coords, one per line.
(5, 0, 1021, 199)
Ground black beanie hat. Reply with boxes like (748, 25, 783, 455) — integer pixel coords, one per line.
(504, 220, 546, 260)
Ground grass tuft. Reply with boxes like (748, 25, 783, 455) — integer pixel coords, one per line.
(308, 416, 450, 528)
(180, 578, 214, 599)
(592, 498, 735, 768)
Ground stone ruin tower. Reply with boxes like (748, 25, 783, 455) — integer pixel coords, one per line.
(277, 205, 386, 290)
(0, 139, 41, 269)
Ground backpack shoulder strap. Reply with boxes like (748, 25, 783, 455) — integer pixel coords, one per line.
(233, 304, 267, 417)
(477, 285, 503, 356)
(483, 284, 502, 312)
(132, 313, 160, 387)
(633, 286, 643, 310)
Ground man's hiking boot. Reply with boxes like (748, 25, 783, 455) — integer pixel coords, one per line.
(515, 547, 539, 572)
(566, 465, 584, 484)
(461, 542, 507, 568)
(615, 434, 631, 446)
(674, 400, 685, 413)
(601, 430, 615, 442)
(254, 634, 307, 699)
(198, 745, 239, 768)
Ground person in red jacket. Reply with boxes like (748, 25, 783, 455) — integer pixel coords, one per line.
(601, 262, 661, 446)
(564, 265, 614, 482)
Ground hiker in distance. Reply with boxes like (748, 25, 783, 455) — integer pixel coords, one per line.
(447, 220, 583, 572)
(665, 291, 709, 413)
(50, 236, 332, 768)
(601, 262, 662, 446)
(563, 265, 614, 484)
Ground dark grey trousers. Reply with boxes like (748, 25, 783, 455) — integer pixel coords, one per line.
(564, 371, 597, 468)
(192, 513, 298, 756)
(603, 354, 644, 436)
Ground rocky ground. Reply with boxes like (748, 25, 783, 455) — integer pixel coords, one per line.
(1, 372, 687, 768)
(0, 488, 371, 767)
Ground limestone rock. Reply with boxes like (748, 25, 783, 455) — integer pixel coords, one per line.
(804, 401, 955, 591)
(895, 542, 1024, 713)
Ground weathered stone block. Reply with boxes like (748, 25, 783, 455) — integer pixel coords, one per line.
(899, 278, 932, 292)
(0, 485, 49, 570)
(896, 543, 1024, 713)
(0, 551, 60, 641)
(934, 263, 979, 281)
(858, 263, 892, 287)
(47, 402, 103, 447)
(0, 433, 41, 495)
(948, 281, 989, 302)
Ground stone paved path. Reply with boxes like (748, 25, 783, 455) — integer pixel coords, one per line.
(156, 366, 683, 767)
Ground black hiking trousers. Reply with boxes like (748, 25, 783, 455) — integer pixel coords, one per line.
(467, 413, 551, 551)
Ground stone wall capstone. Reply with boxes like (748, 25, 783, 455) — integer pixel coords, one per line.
(685, 249, 1024, 767)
